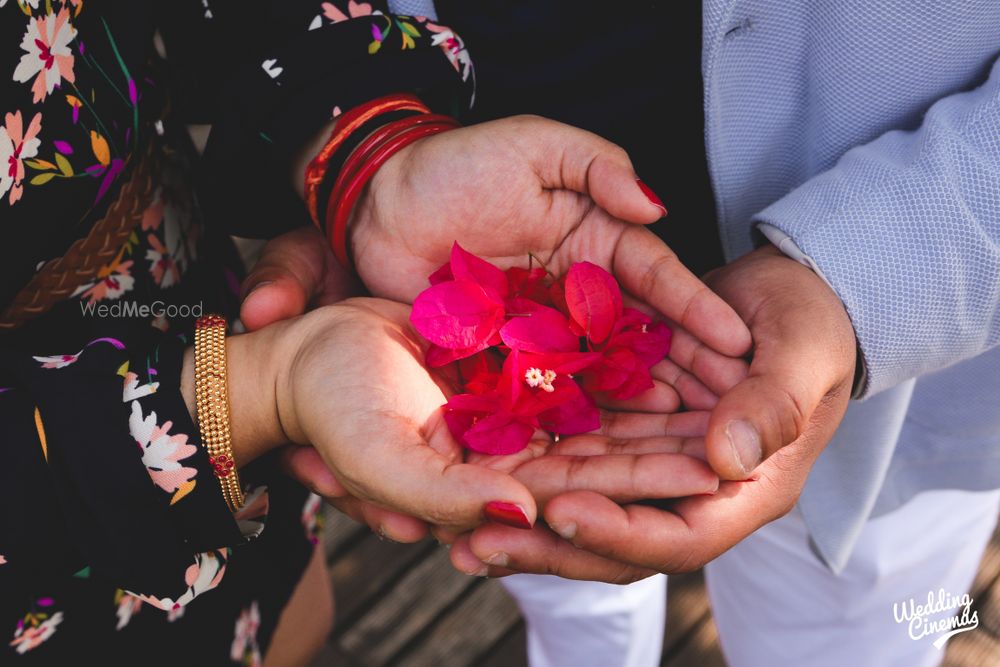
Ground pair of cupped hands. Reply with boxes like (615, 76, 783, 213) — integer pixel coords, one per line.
(237, 116, 858, 583)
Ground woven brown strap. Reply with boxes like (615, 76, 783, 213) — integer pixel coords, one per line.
(0, 140, 161, 330)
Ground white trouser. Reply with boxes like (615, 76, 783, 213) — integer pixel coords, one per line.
(500, 573, 667, 667)
(706, 488, 1000, 667)
(502, 488, 998, 667)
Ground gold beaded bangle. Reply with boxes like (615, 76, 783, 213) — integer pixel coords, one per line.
(194, 314, 244, 513)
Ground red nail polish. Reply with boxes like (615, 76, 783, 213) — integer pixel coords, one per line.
(636, 179, 667, 217)
(484, 501, 532, 529)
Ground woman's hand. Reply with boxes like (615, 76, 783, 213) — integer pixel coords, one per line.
(349, 115, 751, 361)
(263, 298, 541, 530)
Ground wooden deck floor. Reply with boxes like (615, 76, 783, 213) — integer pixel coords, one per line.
(309, 506, 1000, 667)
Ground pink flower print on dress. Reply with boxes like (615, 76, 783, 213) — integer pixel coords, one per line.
(128, 401, 197, 495)
(321, 1, 373, 23)
(0, 110, 42, 205)
(9, 611, 63, 655)
(13, 7, 77, 103)
(231, 601, 262, 667)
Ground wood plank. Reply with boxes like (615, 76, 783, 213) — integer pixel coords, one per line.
(943, 627, 1000, 667)
(476, 623, 528, 667)
(663, 571, 711, 657)
(338, 545, 478, 665)
(396, 579, 523, 667)
(321, 505, 367, 560)
(329, 534, 434, 628)
(308, 641, 363, 667)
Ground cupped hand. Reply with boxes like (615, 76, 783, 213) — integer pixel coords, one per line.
(271, 297, 539, 532)
(267, 296, 725, 540)
(450, 244, 857, 581)
(351, 115, 751, 360)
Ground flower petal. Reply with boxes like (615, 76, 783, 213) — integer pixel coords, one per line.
(499, 305, 578, 353)
(460, 412, 535, 455)
(410, 280, 505, 350)
(537, 381, 600, 435)
(564, 262, 623, 345)
(449, 242, 508, 301)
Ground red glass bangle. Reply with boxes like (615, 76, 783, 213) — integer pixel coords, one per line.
(303, 94, 430, 226)
(325, 119, 460, 268)
(333, 114, 460, 202)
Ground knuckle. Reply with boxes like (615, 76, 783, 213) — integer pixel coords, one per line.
(639, 253, 678, 303)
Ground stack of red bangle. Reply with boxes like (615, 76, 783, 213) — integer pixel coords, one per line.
(303, 94, 461, 269)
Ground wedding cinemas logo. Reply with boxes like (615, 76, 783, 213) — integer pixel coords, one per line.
(893, 588, 979, 649)
(80, 300, 204, 319)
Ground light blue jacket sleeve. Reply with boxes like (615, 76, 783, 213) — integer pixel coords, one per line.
(755, 56, 1000, 398)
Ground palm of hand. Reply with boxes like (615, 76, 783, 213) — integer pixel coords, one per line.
(352, 117, 648, 303)
(285, 300, 463, 502)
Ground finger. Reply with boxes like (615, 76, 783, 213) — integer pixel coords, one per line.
(542, 491, 699, 572)
(596, 409, 710, 439)
(595, 378, 680, 413)
(456, 523, 656, 583)
(280, 446, 429, 542)
(332, 413, 538, 532)
(511, 452, 718, 506)
(449, 533, 518, 578)
(326, 496, 429, 543)
(241, 227, 359, 331)
(547, 434, 707, 461)
(614, 226, 752, 358)
(279, 445, 348, 498)
(517, 117, 665, 224)
(704, 330, 850, 480)
(651, 358, 720, 411)
(667, 325, 749, 396)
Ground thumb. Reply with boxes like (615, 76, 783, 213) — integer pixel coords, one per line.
(705, 335, 850, 480)
(333, 415, 539, 532)
(516, 117, 666, 224)
(241, 226, 354, 331)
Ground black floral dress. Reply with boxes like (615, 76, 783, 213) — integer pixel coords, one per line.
(0, 1, 473, 664)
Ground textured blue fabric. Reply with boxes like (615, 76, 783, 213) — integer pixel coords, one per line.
(387, 0, 437, 20)
(702, 0, 1000, 570)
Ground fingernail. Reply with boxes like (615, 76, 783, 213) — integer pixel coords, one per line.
(636, 179, 667, 217)
(483, 552, 509, 567)
(550, 521, 577, 540)
(242, 280, 273, 302)
(484, 501, 532, 529)
(726, 420, 761, 476)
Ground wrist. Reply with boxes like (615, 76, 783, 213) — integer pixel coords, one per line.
(182, 320, 298, 468)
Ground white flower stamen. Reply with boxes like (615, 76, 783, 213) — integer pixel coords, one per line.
(525, 367, 557, 393)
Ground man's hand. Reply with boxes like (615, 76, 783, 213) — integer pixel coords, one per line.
(449, 244, 857, 580)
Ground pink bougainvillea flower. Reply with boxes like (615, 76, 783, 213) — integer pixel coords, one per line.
(563, 261, 623, 344)
(447, 242, 509, 301)
(410, 279, 504, 351)
(414, 247, 669, 453)
(412, 243, 512, 362)
(443, 348, 600, 454)
(578, 308, 673, 400)
(13, 7, 77, 104)
(506, 266, 550, 304)
(499, 303, 578, 353)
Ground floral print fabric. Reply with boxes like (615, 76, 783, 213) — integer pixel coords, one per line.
(0, 0, 476, 661)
